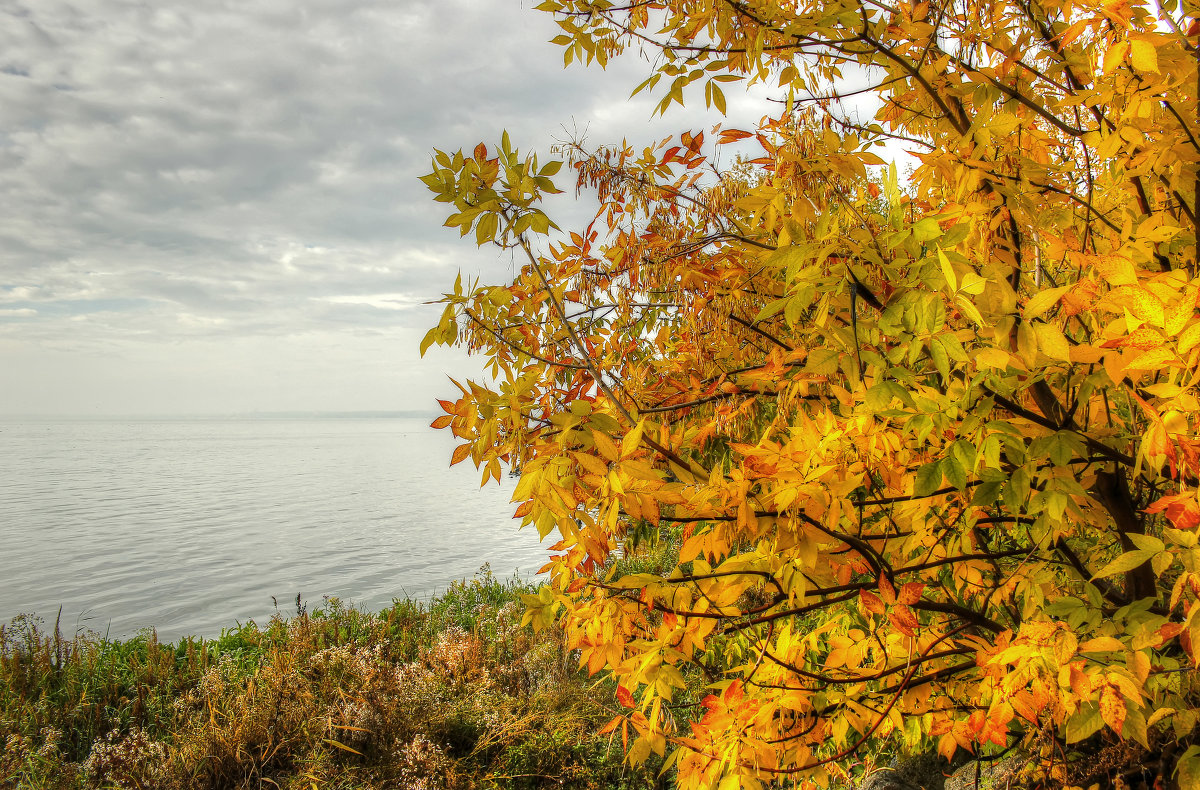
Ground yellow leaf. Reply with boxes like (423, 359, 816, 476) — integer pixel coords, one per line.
(1069, 343, 1105, 363)
(576, 452, 609, 477)
(975, 347, 1014, 369)
(1099, 685, 1126, 735)
(1178, 321, 1200, 354)
(1034, 322, 1071, 361)
(938, 247, 957, 292)
(1125, 347, 1174, 372)
(1130, 38, 1159, 73)
(450, 443, 472, 466)
(593, 430, 620, 462)
(1016, 321, 1038, 364)
(1104, 41, 1129, 73)
(1078, 636, 1126, 653)
(1024, 285, 1071, 320)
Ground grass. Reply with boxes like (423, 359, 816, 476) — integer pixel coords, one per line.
(0, 566, 668, 789)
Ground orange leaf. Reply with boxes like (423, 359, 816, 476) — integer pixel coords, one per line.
(890, 605, 919, 636)
(431, 415, 453, 429)
(878, 576, 897, 604)
(898, 582, 925, 605)
(860, 589, 885, 614)
(450, 443, 471, 466)
(718, 128, 753, 144)
(937, 733, 958, 761)
(617, 685, 635, 708)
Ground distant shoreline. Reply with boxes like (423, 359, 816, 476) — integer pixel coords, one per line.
(0, 411, 438, 421)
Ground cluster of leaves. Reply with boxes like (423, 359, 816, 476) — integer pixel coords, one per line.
(422, 0, 1200, 786)
(0, 571, 659, 789)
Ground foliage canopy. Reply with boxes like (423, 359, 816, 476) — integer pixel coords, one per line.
(423, 0, 1200, 785)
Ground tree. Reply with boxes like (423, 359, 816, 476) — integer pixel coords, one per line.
(421, 0, 1200, 786)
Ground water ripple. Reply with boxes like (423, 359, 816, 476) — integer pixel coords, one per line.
(0, 418, 547, 640)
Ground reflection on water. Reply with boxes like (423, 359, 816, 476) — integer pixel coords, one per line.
(0, 418, 546, 641)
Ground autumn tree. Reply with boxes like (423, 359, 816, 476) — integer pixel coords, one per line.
(421, 0, 1200, 786)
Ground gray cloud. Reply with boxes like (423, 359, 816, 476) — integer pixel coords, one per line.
(0, 0, 774, 414)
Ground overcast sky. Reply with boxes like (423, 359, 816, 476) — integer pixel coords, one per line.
(0, 0, 785, 416)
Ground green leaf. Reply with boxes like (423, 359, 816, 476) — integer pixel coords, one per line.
(941, 455, 968, 490)
(1176, 745, 1200, 788)
(1066, 702, 1104, 744)
(1127, 533, 1165, 553)
(1092, 549, 1156, 579)
(914, 461, 943, 497)
(970, 480, 1002, 506)
(804, 348, 841, 375)
(912, 217, 943, 243)
(929, 336, 949, 380)
(949, 439, 976, 472)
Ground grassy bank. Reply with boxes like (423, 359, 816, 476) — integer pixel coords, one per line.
(0, 568, 666, 789)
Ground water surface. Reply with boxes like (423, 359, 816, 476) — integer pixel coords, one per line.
(0, 417, 545, 641)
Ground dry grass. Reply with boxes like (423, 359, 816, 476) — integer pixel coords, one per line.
(1, 569, 666, 789)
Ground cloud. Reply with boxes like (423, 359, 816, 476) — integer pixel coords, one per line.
(0, 0, 776, 413)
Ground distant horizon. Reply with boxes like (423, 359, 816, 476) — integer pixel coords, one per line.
(0, 409, 440, 421)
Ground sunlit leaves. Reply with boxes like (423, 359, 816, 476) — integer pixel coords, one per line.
(423, 0, 1200, 785)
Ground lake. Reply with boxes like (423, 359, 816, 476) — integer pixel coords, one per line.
(0, 417, 547, 641)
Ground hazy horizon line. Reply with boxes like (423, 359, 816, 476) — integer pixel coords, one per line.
(0, 410, 440, 421)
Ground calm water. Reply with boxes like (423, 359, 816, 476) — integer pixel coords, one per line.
(0, 417, 547, 641)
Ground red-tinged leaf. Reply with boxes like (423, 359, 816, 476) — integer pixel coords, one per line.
(598, 715, 623, 735)
(513, 500, 533, 519)
(1101, 326, 1163, 351)
(1146, 493, 1200, 530)
(617, 685, 636, 708)
(473, 142, 488, 162)
(860, 589, 885, 614)
(890, 606, 919, 636)
(718, 128, 753, 143)
(450, 443, 471, 466)
(1099, 685, 1125, 735)
(1105, 286, 1166, 326)
(437, 399, 456, 413)
(1157, 623, 1186, 643)
(898, 582, 925, 605)
(431, 415, 453, 429)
